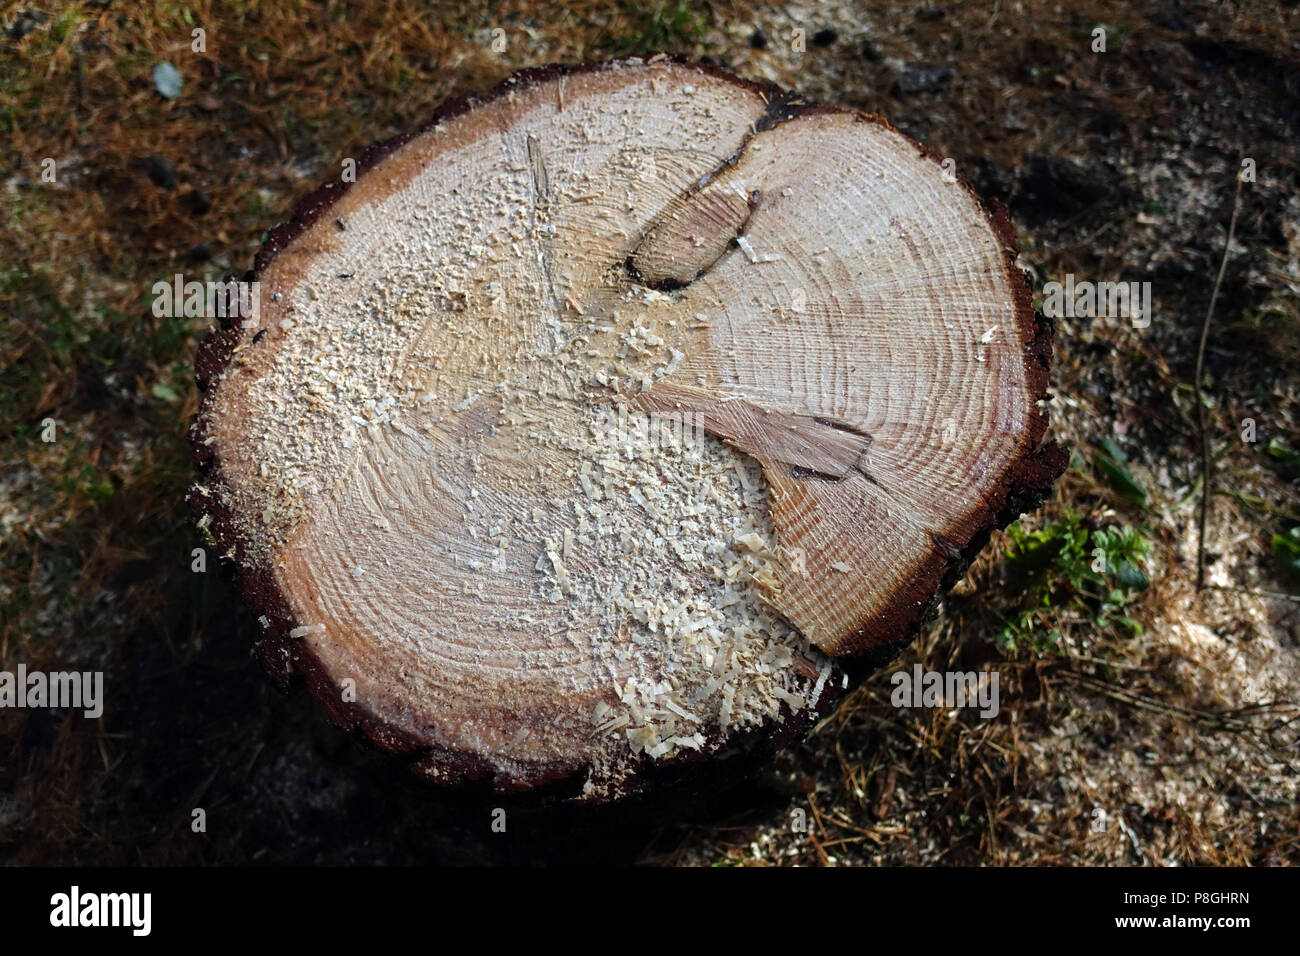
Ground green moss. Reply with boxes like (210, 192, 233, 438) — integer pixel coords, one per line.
(610, 1, 706, 54)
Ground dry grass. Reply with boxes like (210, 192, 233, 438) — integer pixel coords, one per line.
(1, 0, 1297, 865)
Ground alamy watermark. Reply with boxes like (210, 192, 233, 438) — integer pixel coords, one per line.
(593, 403, 707, 453)
(152, 273, 260, 328)
(890, 664, 1000, 718)
(0, 664, 103, 718)
(50, 886, 150, 936)
(1041, 274, 1150, 328)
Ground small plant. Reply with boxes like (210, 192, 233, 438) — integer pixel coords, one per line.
(995, 510, 1151, 654)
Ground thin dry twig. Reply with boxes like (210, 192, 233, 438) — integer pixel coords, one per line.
(1055, 668, 1297, 734)
(1195, 169, 1245, 589)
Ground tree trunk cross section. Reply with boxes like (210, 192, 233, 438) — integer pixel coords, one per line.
(191, 58, 1066, 800)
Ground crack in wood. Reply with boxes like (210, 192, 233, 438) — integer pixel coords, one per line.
(624, 94, 811, 293)
(630, 384, 876, 483)
(526, 133, 567, 324)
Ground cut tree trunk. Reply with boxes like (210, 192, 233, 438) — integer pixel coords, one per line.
(191, 57, 1066, 801)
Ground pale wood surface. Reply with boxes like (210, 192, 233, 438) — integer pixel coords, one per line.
(194, 59, 1054, 798)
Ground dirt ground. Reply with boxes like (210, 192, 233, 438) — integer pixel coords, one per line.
(1, 0, 1297, 865)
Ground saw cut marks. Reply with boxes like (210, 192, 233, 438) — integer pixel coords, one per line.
(192, 58, 1063, 799)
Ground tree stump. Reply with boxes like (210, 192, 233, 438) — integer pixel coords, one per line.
(192, 58, 1066, 801)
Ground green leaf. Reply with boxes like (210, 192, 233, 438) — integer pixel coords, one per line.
(152, 382, 179, 403)
(1266, 437, 1300, 481)
(1273, 527, 1300, 583)
(1114, 615, 1144, 635)
(1099, 436, 1129, 464)
(1113, 560, 1149, 590)
(1096, 453, 1147, 505)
